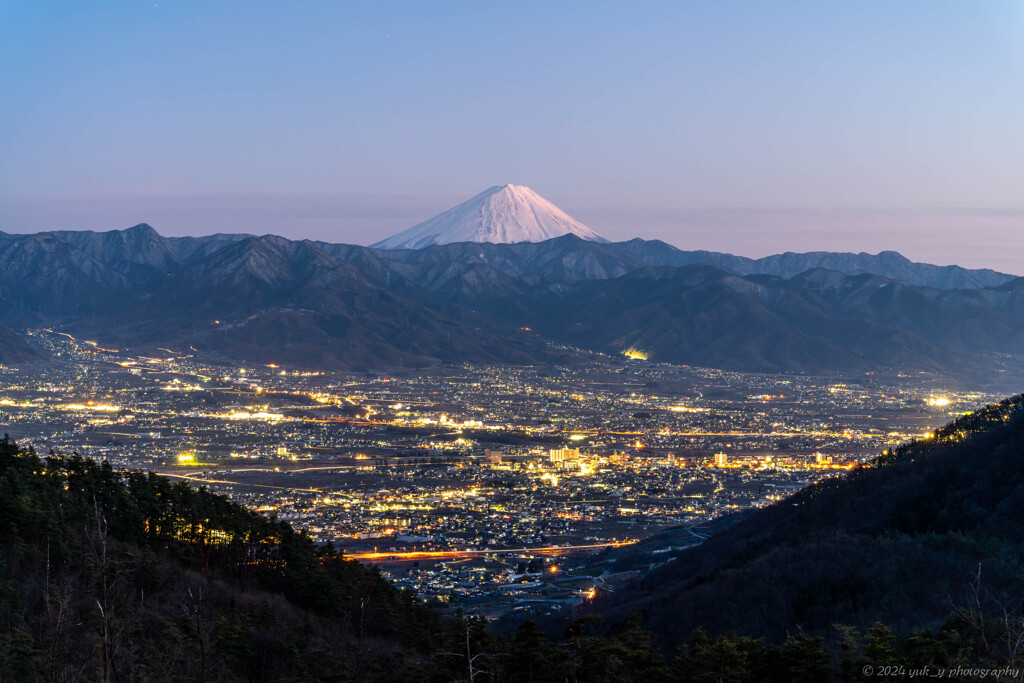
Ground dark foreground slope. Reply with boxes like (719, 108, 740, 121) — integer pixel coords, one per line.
(0, 323, 44, 365)
(0, 438, 445, 681)
(0, 439, 663, 683)
(9, 403, 1024, 682)
(600, 394, 1024, 649)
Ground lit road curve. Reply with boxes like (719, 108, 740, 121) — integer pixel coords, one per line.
(159, 472, 324, 494)
(344, 541, 634, 563)
(155, 461, 431, 493)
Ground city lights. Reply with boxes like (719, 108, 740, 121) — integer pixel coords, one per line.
(3, 328, 993, 618)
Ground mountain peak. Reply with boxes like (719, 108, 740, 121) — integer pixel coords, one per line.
(371, 185, 607, 249)
(122, 223, 160, 237)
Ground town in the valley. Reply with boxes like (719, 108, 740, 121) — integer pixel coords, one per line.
(0, 329, 997, 619)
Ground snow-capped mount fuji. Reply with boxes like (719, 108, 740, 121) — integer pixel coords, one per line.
(370, 184, 607, 249)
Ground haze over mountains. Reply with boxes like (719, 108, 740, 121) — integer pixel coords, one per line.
(1, 220, 1023, 383)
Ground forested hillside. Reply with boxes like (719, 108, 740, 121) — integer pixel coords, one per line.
(0, 437, 443, 681)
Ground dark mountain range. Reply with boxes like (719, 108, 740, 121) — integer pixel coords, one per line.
(693, 248, 1015, 290)
(1, 225, 1022, 377)
(356, 235, 1017, 292)
(505, 266, 1024, 375)
(597, 394, 1024, 649)
(0, 226, 552, 370)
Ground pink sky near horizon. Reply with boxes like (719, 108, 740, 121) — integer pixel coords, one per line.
(3, 2, 1023, 272)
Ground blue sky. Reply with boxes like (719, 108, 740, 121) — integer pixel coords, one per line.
(2, 1, 1023, 270)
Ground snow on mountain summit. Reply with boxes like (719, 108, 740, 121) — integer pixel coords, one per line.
(371, 185, 607, 249)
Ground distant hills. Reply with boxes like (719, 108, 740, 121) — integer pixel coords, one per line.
(596, 394, 1024, 650)
(677, 248, 1014, 290)
(514, 265, 1024, 375)
(1, 225, 1022, 379)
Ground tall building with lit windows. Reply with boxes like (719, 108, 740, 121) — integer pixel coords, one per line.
(549, 447, 580, 463)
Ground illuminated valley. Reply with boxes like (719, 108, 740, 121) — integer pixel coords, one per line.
(0, 329, 998, 618)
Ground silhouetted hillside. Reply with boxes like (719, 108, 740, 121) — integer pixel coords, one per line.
(10, 401, 1024, 682)
(0, 438, 444, 680)
(0, 323, 44, 365)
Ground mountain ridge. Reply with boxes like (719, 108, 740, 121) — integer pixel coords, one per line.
(1, 225, 1023, 379)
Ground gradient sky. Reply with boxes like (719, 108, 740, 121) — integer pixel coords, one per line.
(2, 1, 1023, 271)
